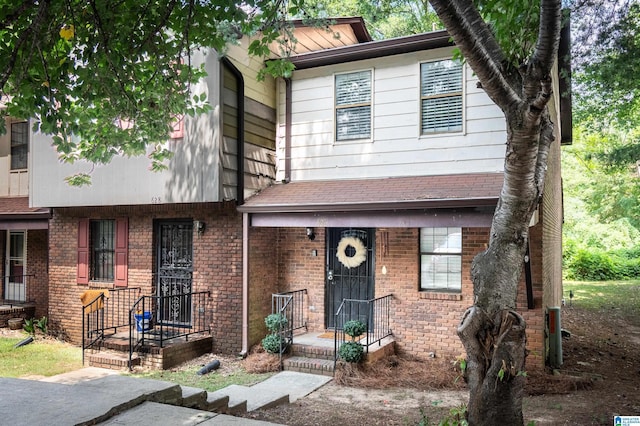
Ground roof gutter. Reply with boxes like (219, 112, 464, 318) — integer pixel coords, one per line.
(238, 196, 499, 214)
(288, 30, 452, 70)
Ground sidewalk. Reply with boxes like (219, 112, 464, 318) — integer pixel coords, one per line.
(0, 367, 332, 425)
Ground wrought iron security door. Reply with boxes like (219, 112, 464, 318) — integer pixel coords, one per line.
(156, 221, 193, 327)
(326, 228, 375, 329)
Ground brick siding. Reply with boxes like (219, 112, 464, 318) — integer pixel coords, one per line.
(267, 226, 547, 369)
(48, 202, 243, 354)
(247, 226, 280, 348)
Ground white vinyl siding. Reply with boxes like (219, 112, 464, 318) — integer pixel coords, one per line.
(335, 70, 372, 141)
(420, 59, 463, 134)
(420, 227, 462, 291)
(276, 48, 506, 183)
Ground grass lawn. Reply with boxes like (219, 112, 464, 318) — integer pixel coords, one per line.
(563, 279, 640, 324)
(0, 333, 82, 378)
(131, 366, 275, 392)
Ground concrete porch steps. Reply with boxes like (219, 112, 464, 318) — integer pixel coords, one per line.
(207, 371, 332, 414)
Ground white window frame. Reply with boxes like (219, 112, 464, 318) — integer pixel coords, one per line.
(420, 227, 462, 292)
(5, 230, 27, 302)
(334, 69, 373, 142)
(420, 59, 464, 135)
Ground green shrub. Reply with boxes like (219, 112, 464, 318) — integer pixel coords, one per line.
(338, 341, 364, 363)
(565, 246, 640, 281)
(261, 333, 287, 354)
(343, 320, 366, 338)
(567, 249, 618, 281)
(23, 318, 35, 336)
(617, 256, 640, 279)
(264, 313, 288, 333)
(35, 316, 48, 334)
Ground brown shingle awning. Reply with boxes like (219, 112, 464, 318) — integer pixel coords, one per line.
(0, 197, 51, 230)
(239, 173, 504, 214)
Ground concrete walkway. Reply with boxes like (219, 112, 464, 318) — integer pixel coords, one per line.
(0, 367, 332, 425)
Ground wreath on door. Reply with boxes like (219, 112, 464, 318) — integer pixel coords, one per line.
(336, 236, 367, 268)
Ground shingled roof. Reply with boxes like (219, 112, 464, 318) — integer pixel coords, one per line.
(239, 173, 503, 213)
(0, 197, 51, 229)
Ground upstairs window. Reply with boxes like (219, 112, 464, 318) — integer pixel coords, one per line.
(11, 122, 28, 170)
(421, 59, 463, 134)
(420, 227, 462, 291)
(335, 70, 372, 141)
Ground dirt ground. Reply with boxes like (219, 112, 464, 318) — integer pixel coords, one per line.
(3, 303, 639, 425)
(240, 305, 640, 425)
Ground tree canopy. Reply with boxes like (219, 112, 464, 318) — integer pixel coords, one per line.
(297, 0, 442, 38)
(0, 0, 300, 184)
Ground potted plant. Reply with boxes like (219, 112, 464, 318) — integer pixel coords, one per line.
(261, 313, 289, 354)
(338, 319, 366, 363)
(8, 318, 23, 330)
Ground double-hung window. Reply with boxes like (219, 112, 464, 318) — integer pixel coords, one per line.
(335, 70, 372, 141)
(11, 122, 28, 170)
(420, 59, 463, 134)
(420, 227, 462, 291)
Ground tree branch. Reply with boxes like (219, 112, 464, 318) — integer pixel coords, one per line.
(530, 0, 562, 78)
(0, 2, 48, 97)
(428, 0, 522, 112)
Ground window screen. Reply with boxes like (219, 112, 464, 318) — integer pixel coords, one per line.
(421, 60, 463, 134)
(335, 70, 372, 141)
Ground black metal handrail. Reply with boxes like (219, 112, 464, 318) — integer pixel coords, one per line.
(333, 294, 393, 367)
(1, 274, 35, 305)
(129, 291, 211, 369)
(81, 287, 142, 365)
(272, 289, 307, 332)
(271, 289, 307, 369)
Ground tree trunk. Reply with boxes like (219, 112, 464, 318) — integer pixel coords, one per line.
(427, 1, 562, 424)
(459, 307, 527, 425)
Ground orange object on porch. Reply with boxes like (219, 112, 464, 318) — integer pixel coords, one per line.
(80, 289, 110, 314)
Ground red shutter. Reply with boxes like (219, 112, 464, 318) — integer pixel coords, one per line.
(77, 219, 90, 285)
(114, 217, 128, 287)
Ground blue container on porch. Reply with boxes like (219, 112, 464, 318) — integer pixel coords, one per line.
(134, 311, 152, 332)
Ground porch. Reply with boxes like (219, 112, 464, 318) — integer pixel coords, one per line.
(271, 290, 396, 376)
(1, 274, 38, 327)
(81, 287, 213, 370)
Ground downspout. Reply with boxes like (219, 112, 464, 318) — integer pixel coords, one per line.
(220, 57, 245, 204)
(220, 57, 248, 356)
(284, 78, 292, 183)
(241, 212, 249, 357)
